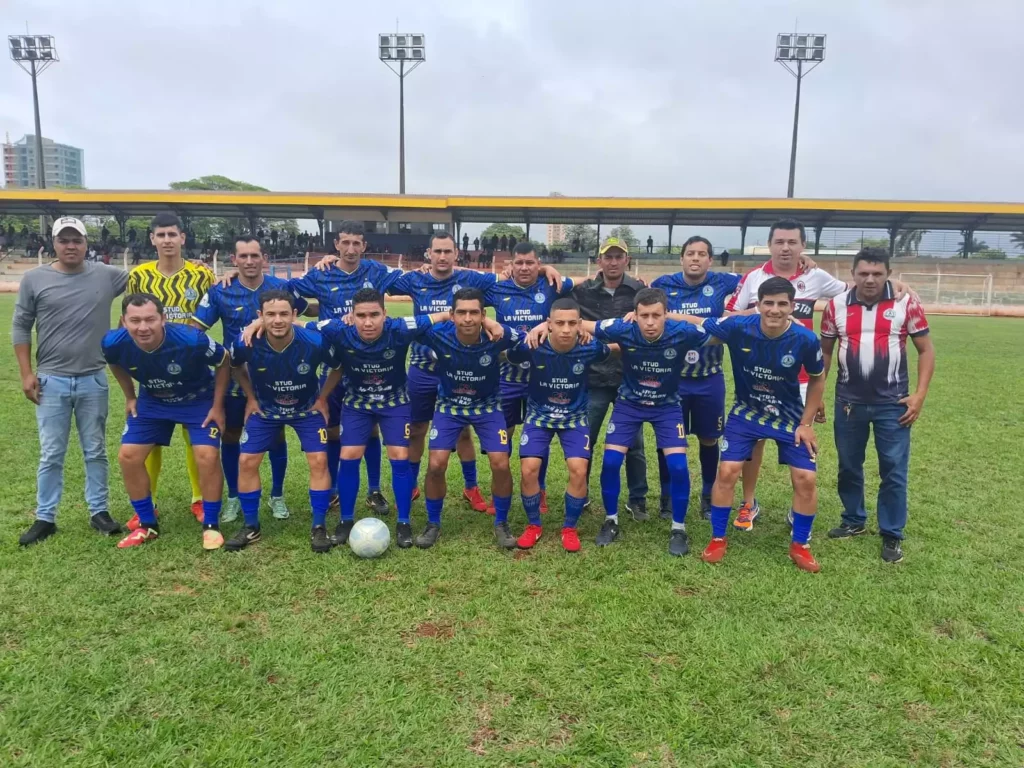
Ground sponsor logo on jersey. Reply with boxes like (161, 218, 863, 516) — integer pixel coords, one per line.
(765, 404, 780, 416)
(297, 362, 311, 375)
(548, 393, 571, 405)
(685, 350, 700, 364)
(781, 354, 796, 368)
(639, 378, 662, 388)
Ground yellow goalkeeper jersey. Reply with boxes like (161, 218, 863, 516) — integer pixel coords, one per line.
(126, 260, 214, 324)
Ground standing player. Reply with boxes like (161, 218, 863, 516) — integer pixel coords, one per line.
(415, 289, 522, 549)
(126, 213, 215, 524)
(651, 236, 740, 520)
(486, 242, 575, 515)
(227, 291, 339, 554)
(509, 299, 610, 552)
(102, 294, 230, 550)
(192, 235, 308, 523)
(698, 277, 826, 572)
(311, 289, 459, 549)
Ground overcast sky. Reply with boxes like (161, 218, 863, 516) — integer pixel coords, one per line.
(1, 0, 1022, 244)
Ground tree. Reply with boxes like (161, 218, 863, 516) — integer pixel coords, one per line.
(975, 248, 1007, 260)
(479, 223, 526, 243)
(895, 229, 928, 257)
(562, 224, 599, 253)
(957, 236, 988, 257)
(608, 225, 640, 249)
(169, 175, 298, 240)
(838, 237, 890, 250)
(1010, 232, 1024, 251)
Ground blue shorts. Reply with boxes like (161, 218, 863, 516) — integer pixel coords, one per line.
(242, 412, 329, 454)
(430, 409, 510, 453)
(225, 395, 247, 430)
(678, 373, 726, 439)
(500, 380, 528, 429)
(720, 415, 817, 472)
(607, 400, 688, 451)
(122, 397, 221, 448)
(341, 403, 411, 448)
(520, 421, 590, 459)
(407, 366, 440, 424)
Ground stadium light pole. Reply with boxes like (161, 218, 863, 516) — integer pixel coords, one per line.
(9, 34, 59, 190)
(775, 33, 825, 198)
(378, 33, 426, 195)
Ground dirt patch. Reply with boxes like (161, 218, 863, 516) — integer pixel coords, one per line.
(266, 674, 281, 684)
(374, 573, 397, 582)
(153, 583, 197, 597)
(933, 620, 955, 639)
(674, 586, 701, 598)
(415, 620, 456, 640)
(468, 703, 497, 755)
(513, 549, 531, 561)
(904, 702, 934, 722)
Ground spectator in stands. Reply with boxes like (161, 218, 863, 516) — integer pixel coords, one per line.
(572, 237, 581, 252)
(720, 249, 730, 266)
(462, 233, 470, 251)
(647, 235, 654, 254)
(508, 235, 517, 253)
(474, 236, 480, 251)
(500, 234, 508, 252)
(540, 243, 548, 257)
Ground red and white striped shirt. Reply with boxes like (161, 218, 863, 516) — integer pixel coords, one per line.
(820, 283, 930, 404)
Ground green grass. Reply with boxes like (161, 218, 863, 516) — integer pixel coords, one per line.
(1, 295, 1022, 767)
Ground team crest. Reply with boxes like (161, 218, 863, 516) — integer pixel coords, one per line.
(479, 354, 492, 367)
(429, 427, 439, 440)
(781, 354, 796, 368)
(122, 423, 129, 435)
(184, 287, 199, 301)
(520, 433, 529, 446)
(452, 284, 462, 294)
(297, 362, 311, 375)
(534, 292, 545, 303)
(337, 425, 343, 437)
(572, 363, 585, 375)
(167, 362, 182, 375)
(720, 437, 729, 451)
(383, 349, 396, 359)
(702, 285, 715, 297)
(664, 348, 677, 359)
(240, 429, 249, 444)
(607, 422, 616, 434)
(519, 361, 531, 369)
(199, 294, 210, 307)
(765, 404, 780, 416)
(317, 319, 331, 329)
(600, 319, 615, 329)
(363, 280, 374, 288)
(883, 309, 896, 320)
(685, 350, 700, 364)
(796, 281, 806, 291)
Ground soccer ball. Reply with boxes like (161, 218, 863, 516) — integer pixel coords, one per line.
(348, 518, 390, 558)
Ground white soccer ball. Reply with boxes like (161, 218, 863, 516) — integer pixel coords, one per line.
(348, 517, 391, 558)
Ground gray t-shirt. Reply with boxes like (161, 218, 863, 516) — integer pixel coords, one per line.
(12, 262, 129, 376)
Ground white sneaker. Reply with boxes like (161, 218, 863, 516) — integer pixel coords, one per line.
(268, 496, 290, 520)
(222, 496, 241, 524)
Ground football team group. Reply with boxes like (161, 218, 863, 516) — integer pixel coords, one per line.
(13, 213, 935, 570)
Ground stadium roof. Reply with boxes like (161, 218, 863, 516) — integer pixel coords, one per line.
(2, 189, 1023, 232)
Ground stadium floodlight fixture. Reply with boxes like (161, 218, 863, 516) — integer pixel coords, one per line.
(775, 33, 825, 198)
(378, 33, 426, 195)
(9, 34, 59, 191)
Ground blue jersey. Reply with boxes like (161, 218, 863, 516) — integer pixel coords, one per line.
(506, 339, 609, 428)
(594, 319, 707, 407)
(487, 277, 574, 384)
(193, 275, 308, 344)
(290, 260, 402, 320)
(702, 315, 824, 429)
(421, 322, 520, 415)
(229, 325, 339, 418)
(312, 316, 431, 410)
(102, 324, 227, 405)
(388, 269, 497, 372)
(651, 271, 740, 378)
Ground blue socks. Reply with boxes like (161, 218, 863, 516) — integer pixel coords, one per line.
(365, 435, 382, 492)
(538, 455, 549, 491)
(792, 511, 814, 544)
(462, 460, 478, 490)
(666, 452, 690, 526)
(239, 489, 261, 528)
(699, 442, 719, 497)
(390, 459, 412, 524)
(221, 442, 240, 498)
(564, 493, 586, 529)
(202, 499, 222, 527)
(410, 460, 421, 493)
(600, 450, 625, 519)
(339, 458, 361, 521)
(522, 492, 542, 526)
(269, 438, 288, 497)
(131, 496, 157, 527)
(310, 488, 332, 529)
(326, 439, 341, 494)
(710, 504, 731, 538)
(493, 493, 512, 526)
(426, 497, 443, 526)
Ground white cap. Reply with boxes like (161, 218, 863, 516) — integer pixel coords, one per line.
(51, 216, 87, 238)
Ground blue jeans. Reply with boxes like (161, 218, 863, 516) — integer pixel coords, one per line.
(834, 400, 911, 539)
(586, 386, 648, 504)
(35, 372, 110, 523)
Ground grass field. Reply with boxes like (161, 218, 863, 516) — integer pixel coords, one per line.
(1, 295, 1022, 767)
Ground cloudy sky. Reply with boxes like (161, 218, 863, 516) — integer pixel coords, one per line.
(1, 0, 1021, 244)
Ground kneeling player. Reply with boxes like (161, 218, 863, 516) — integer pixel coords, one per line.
(698, 277, 826, 572)
(102, 293, 230, 550)
(509, 298, 609, 552)
(228, 290, 340, 553)
(312, 288, 452, 549)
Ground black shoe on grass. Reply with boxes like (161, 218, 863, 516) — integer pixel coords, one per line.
(494, 522, 517, 550)
(224, 526, 262, 552)
(366, 490, 390, 516)
(827, 523, 867, 539)
(881, 536, 904, 563)
(89, 512, 122, 536)
(415, 523, 441, 549)
(595, 519, 620, 546)
(699, 495, 712, 521)
(626, 499, 648, 522)
(669, 528, 690, 557)
(332, 519, 355, 546)
(396, 522, 414, 549)
(311, 526, 333, 553)
(19, 520, 56, 546)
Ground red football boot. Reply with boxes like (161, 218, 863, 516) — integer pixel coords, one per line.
(517, 524, 543, 549)
(463, 486, 489, 513)
(789, 542, 821, 573)
(561, 527, 581, 553)
(411, 487, 421, 502)
(539, 490, 548, 514)
(126, 506, 159, 532)
(117, 527, 159, 548)
(190, 500, 204, 523)
(701, 537, 728, 563)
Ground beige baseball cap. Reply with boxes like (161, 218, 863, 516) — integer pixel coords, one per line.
(51, 216, 87, 237)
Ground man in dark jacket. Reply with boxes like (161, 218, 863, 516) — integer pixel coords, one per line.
(571, 236, 649, 519)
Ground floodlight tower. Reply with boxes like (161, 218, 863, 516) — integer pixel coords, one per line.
(775, 33, 825, 198)
(378, 33, 426, 195)
(9, 34, 59, 190)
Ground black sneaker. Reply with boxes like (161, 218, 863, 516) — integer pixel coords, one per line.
(626, 499, 648, 522)
(699, 495, 712, 520)
(332, 519, 355, 546)
(494, 522, 517, 550)
(668, 528, 690, 557)
(659, 499, 672, 521)
(595, 519, 620, 546)
(415, 523, 441, 549)
(881, 536, 904, 563)
(310, 526, 333, 553)
(366, 490, 390, 516)
(19, 520, 56, 546)
(328, 493, 340, 511)
(395, 522, 413, 549)
(224, 526, 262, 552)
(89, 511, 123, 536)
(827, 523, 867, 539)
